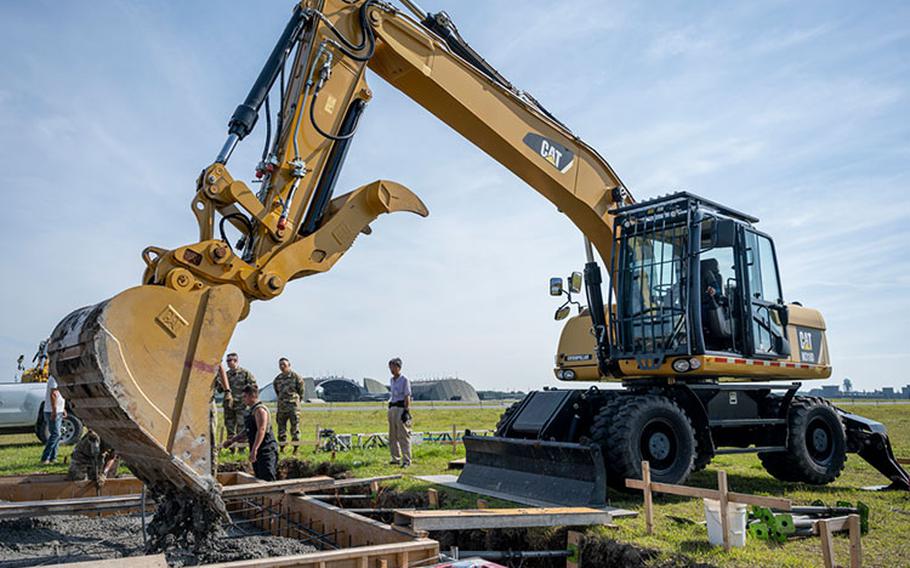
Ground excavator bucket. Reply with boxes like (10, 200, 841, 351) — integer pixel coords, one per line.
(459, 436, 608, 507)
(48, 283, 246, 497)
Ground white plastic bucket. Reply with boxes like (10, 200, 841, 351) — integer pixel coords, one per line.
(703, 498, 747, 547)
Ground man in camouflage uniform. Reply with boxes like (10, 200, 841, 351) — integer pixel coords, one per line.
(68, 429, 118, 482)
(273, 357, 305, 453)
(215, 352, 256, 451)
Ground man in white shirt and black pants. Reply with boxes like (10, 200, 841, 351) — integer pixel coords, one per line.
(387, 358, 412, 468)
(41, 376, 66, 464)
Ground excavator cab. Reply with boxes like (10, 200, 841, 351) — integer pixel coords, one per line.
(609, 192, 793, 369)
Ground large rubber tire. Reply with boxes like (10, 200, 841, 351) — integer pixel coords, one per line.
(599, 394, 697, 487)
(35, 407, 84, 446)
(759, 397, 846, 485)
(494, 402, 522, 436)
(692, 435, 715, 473)
(589, 394, 626, 484)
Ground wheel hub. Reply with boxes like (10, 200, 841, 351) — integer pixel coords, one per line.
(806, 417, 834, 463)
(648, 432, 672, 460)
(60, 419, 75, 443)
(812, 427, 829, 453)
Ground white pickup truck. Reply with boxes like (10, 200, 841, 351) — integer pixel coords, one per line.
(0, 381, 83, 445)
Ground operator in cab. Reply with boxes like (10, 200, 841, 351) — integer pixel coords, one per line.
(222, 384, 278, 481)
(387, 357, 412, 468)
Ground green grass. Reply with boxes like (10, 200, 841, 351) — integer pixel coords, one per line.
(3, 404, 909, 567)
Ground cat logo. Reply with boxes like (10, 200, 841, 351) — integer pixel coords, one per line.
(799, 330, 813, 351)
(523, 132, 575, 173)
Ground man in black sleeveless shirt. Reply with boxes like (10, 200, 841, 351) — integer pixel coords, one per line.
(222, 384, 278, 481)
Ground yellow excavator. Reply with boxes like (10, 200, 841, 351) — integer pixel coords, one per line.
(48, 0, 909, 505)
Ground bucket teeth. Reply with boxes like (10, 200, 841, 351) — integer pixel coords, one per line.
(48, 284, 246, 497)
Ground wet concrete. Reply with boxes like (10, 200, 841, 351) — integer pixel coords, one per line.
(0, 513, 318, 567)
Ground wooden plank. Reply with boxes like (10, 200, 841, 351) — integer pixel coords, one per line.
(223, 477, 335, 498)
(726, 491, 791, 511)
(200, 538, 438, 568)
(566, 530, 582, 568)
(896, 458, 910, 465)
(43, 554, 168, 568)
(718, 470, 730, 552)
(448, 457, 466, 470)
(0, 494, 143, 518)
(625, 479, 791, 510)
(642, 461, 653, 535)
(848, 514, 862, 568)
(394, 507, 612, 532)
(819, 519, 836, 568)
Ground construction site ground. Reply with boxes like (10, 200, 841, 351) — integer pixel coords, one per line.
(1, 402, 908, 567)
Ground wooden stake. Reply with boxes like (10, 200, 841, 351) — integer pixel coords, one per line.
(641, 461, 653, 535)
(566, 530, 582, 568)
(717, 470, 730, 552)
(819, 519, 835, 568)
(452, 424, 457, 455)
(849, 514, 862, 568)
(476, 499, 488, 509)
(427, 488, 438, 509)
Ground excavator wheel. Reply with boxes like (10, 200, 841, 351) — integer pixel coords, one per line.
(692, 425, 715, 473)
(759, 396, 847, 485)
(599, 394, 696, 488)
(589, 393, 626, 487)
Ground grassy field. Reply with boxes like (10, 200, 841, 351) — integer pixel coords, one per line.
(2, 403, 909, 567)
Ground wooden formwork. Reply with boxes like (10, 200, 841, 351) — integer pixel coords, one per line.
(0, 472, 439, 568)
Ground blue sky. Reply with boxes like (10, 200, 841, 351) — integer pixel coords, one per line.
(1, 1, 907, 391)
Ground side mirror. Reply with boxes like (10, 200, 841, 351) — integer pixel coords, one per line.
(713, 219, 736, 248)
(568, 271, 583, 294)
(555, 304, 571, 320)
(550, 277, 564, 296)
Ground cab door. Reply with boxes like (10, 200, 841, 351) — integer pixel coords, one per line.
(742, 230, 791, 358)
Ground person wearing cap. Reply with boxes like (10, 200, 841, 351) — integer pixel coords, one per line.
(215, 352, 255, 453)
(387, 357, 412, 467)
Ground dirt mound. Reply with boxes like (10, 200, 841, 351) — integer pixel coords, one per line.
(581, 535, 716, 568)
(376, 488, 448, 509)
(218, 458, 351, 480)
(277, 458, 351, 480)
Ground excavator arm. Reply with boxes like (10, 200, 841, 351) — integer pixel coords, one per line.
(48, 0, 630, 498)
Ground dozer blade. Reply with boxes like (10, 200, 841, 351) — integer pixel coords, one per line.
(48, 284, 246, 497)
(459, 436, 607, 507)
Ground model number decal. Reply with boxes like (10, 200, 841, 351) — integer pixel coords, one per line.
(565, 354, 593, 362)
(796, 327, 822, 364)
